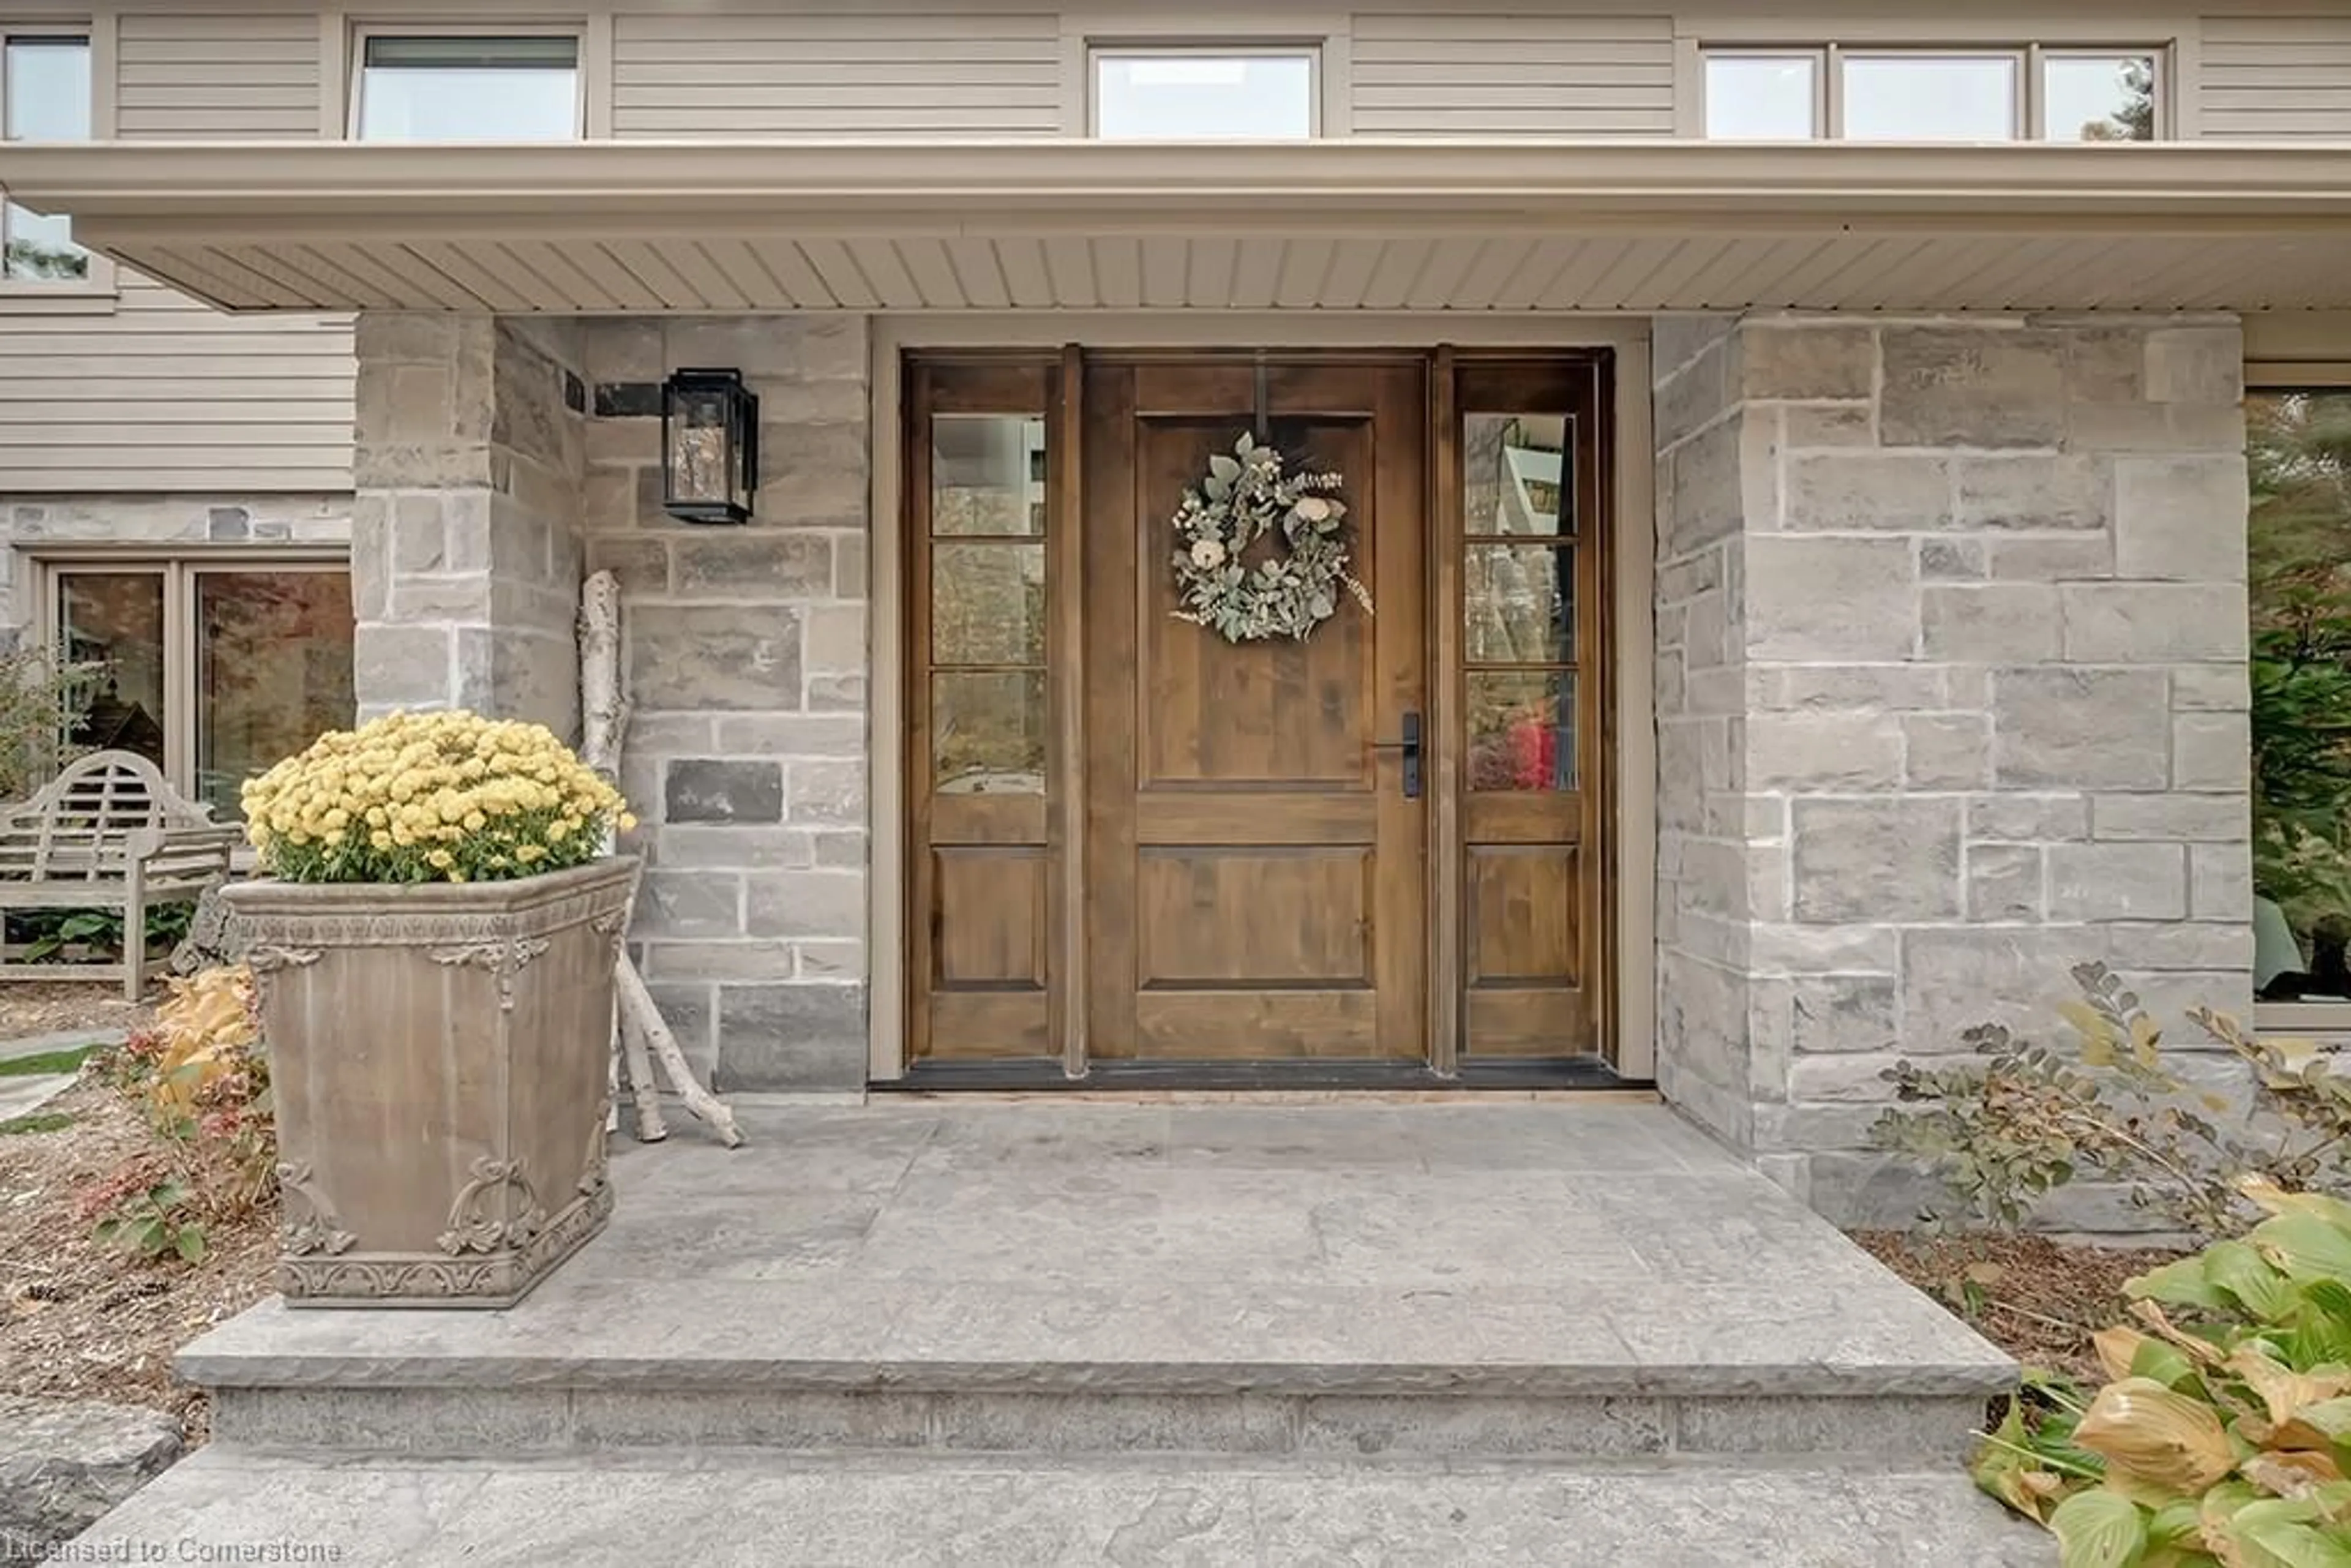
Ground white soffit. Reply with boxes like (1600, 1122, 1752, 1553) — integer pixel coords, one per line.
(6, 140, 2350, 314)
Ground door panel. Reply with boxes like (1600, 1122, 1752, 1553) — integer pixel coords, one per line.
(1085, 358, 1428, 1062)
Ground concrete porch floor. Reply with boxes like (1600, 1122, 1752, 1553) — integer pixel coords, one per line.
(91, 1101, 2045, 1564)
(184, 1100, 2011, 1409)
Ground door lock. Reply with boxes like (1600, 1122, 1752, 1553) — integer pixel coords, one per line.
(1370, 711, 1422, 799)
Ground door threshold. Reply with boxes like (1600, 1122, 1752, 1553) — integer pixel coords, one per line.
(879, 1057, 1644, 1095)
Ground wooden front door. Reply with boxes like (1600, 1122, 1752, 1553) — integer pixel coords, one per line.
(903, 348, 1611, 1079)
(1083, 358, 1428, 1062)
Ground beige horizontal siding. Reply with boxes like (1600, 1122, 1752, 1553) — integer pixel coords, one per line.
(0, 276, 353, 493)
(1350, 12, 1675, 136)
(2202, 14, 2351, 138)
(117, 12, 321, 141)
(612, 12, 1062, 137)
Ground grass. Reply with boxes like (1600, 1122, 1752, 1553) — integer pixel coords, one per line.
(0, 1045, 96, 1078)
(0, 1110, 73, 1136)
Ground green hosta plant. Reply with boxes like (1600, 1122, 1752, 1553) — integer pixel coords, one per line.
(1874, 963, 2351, 1242)
(1973, 1177, 2351, 1566)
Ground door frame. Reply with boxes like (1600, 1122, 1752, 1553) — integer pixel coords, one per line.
(871, 313, 1657, 1084)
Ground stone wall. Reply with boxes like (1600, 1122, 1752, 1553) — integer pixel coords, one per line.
(350, 315, 587, 735)
(0, 493, 351, 650)
(1651, 312, 2253, 1231)
(576, 317, 869, 1091)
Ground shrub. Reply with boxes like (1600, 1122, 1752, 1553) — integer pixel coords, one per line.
(1974, 1177, 2351, 1565)
(1873, 963, 2351, 1242)
(0, 643, 102, 803)
(241, 708, 632, 885)
(82, 964, 273, 1265)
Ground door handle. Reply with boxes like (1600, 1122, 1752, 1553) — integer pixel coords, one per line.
(1370, 711, 1422, 799)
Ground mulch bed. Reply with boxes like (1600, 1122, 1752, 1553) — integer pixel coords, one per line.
(1855, 1229, 2188, 1384)
(0, 981, 155, 1044)
(0, 1051, 278, 1447)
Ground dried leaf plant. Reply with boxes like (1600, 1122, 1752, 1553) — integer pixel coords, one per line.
(1873, 962, 2351, 1242)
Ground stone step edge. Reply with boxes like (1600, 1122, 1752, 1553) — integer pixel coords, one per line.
(209, 1384, 1995, 1461)
(179, 1353, 2017, 1401)
(73, 1447, 2052, 1567)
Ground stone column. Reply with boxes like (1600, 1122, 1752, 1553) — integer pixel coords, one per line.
(576, 317, 870, 1092)
(350, 313, 588, 736)
(1653, 312, 2253, 1232)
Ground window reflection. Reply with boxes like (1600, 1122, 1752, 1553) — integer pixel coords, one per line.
(197, 572, 356, 821)
(2251, 389, 2351, 1003)
(60, 573, 167, 771)
(2041, 55, 2156, 141)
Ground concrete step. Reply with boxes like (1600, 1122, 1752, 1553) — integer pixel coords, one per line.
(180, 1103, 2014, 1463)
(203, 1377, 1996, 1463)
(81, 1448, 2053, 1566)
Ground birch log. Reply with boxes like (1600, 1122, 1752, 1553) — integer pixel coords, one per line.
(577, 568, 745, 1150)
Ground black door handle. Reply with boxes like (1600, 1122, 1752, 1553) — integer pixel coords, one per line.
(1370, 711, 1422, 799)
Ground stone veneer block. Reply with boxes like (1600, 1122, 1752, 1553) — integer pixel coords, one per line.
(1654, 314, 2253, 1231)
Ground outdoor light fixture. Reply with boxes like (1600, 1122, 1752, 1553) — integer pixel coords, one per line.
(661, 368, 760, 523)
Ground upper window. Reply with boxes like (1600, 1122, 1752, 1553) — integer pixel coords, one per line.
(1, 34, 92, 283)
(1704, 47, 2159, 141)
(1092, 48, 1317, 139)
(354, 36, 580, 141)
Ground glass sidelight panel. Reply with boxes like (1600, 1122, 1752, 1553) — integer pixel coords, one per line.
(1466, 543, 1572, 664)
(931, 416, 1047, 536)
(1461, 414, 1571, 535)
(933, 672, 1047, 795)
(1467, 672, 1574, 793)
(932, 543, 1046, 665)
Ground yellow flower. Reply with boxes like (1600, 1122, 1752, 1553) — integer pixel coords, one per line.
(462, 811, 486, 833)
(427, 849, 456, 870)
(370, 831, 394, 850)
(618, 812, 639, 831)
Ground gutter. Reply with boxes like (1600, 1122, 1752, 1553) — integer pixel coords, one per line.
(6, 140, 2351, 241)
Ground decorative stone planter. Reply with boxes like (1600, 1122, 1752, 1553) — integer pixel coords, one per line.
(221, 858, 637, 1309)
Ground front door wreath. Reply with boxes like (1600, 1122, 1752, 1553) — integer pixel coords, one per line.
(1170, 432, 1371, 643)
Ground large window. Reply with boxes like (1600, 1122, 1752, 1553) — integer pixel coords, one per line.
(2251, 388, 2351, 1008)
(1704, 47, 2159, 141)
(49, 561, 355, 822)
(1, 32, 91, 283)
(354, 35, 581, 141)
(1092, 48, 1318, 139)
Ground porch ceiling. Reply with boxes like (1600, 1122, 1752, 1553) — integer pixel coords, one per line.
(7, 140, 2351, 314)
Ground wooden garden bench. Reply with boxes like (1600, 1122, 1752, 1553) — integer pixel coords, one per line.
(0, 751, 240, 999)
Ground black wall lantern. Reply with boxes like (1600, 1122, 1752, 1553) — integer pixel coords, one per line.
(661, 368, 760, 523)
